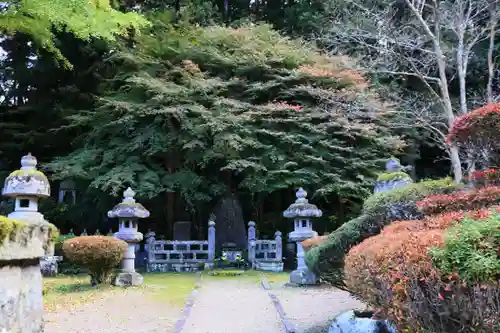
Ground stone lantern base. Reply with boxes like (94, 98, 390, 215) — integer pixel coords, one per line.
(290, 268, 318, 285)
(113, 271, 144, 287)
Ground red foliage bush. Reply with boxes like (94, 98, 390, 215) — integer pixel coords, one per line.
(447, 103, 500, 145)
(470, 168, 500, 187)
(344, 209, 500, 333)
(62, 236, 127, 284)
(416, 186, 500, 215)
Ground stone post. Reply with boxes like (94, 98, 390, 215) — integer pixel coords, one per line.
(274, 231, 282, 262)
(247, 221, 256, 265)
(284, 188, 322, 285)
(207, 220, 216, 261)
(1, 153, 57, 332)
(108, 187, 150, 286)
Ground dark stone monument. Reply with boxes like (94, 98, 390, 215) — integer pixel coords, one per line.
(212, 194, 247, 251)
(173, 221, 192, 240)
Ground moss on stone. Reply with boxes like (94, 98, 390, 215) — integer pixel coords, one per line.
(0, 215, 59, 248)
(376, 171, 411, 182)
(8, 169, 47, 178)
(47, 223, 60, 242)
(0, 215, 26, 246)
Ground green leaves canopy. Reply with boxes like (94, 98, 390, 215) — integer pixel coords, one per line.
(46, 17, 403, 209)
(0, 0, 149, 65)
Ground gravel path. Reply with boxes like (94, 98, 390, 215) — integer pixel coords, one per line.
(43, 275, 364, 333)
(182, 278, 285, 333)
(272, 284, 365, 332)
(43, 289, 180, 333)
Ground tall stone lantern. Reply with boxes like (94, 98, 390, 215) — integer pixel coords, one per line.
(283, 188, 322, 285)
(2, 153, 50, 223)
(108, 187, 149, 286)
(1, 153, 54, 333)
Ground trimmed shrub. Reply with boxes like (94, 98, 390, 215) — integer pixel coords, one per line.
(304, 178, 462, 286)
(447, 103, 500, 167)
(62, 236, 127, 285)
(344, 209, 500, 333)
(430, 212, 500, 283)
(416, 186, 500, 215)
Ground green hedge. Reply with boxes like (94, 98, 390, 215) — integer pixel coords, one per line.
(305, 177, 462, 287)
(430, 210, 500, 284)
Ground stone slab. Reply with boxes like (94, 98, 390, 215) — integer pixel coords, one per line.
(113, 271, 144, 287)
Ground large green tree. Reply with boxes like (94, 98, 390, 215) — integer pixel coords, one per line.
(45, 15, 403, 226)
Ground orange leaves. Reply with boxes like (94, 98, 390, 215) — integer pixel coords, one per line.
(296, 65, 369, 89)
(416, 186, 500, 215)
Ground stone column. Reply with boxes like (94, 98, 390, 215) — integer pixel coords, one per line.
(247, 221, 256, 265)
(207, 220, 216, 261)
(274, 231, 282, 262)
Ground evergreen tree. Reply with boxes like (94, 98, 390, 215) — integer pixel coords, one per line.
(46, 16, 403, 215)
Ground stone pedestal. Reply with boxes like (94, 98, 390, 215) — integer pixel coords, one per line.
(289, 237, 318, 285)
(114, 271, 144, 287)
(40, 255, 63, 277)
(0, 221, 53, 333)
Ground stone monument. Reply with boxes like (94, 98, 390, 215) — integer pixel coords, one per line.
(108, 187, 149, 286)
(283, 188, 322, 285)
(1, 153, 58, 332)
(212, 194, 247, 253)
(374, 157, 413, 193)
(173, 221, 192, 240)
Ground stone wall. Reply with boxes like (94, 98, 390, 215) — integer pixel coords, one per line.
(0, 220, 55, 333)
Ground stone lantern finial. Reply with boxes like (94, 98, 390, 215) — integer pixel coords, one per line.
(295, 188, 308, 203)
(123, 187, 136, 203)
(20, 153, 37, 170)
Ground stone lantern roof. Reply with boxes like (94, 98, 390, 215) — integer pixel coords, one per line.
(283, 188, 322, 219)
(107, 187, 150, 219)
(2, 153, 50, 198)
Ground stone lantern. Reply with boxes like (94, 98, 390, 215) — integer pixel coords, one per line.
(107, 187, 149, 286)
(2, 153, 50, 223)
(283, 188, 322, 285)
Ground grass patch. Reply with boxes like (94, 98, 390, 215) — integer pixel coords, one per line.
(203, 269, 289, 285)
(43, 275, 118, 312)
(43, 272, 200, 312)
(141, 272, 199, 308)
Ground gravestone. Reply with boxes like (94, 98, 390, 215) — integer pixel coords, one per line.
(173, 221, 192, 240)
(212, 194, 247, 251)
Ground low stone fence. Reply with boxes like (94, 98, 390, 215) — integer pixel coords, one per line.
(247, 222, 283, 272)
(144, 220, 284, 272)
(145, 221, 216, 272)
